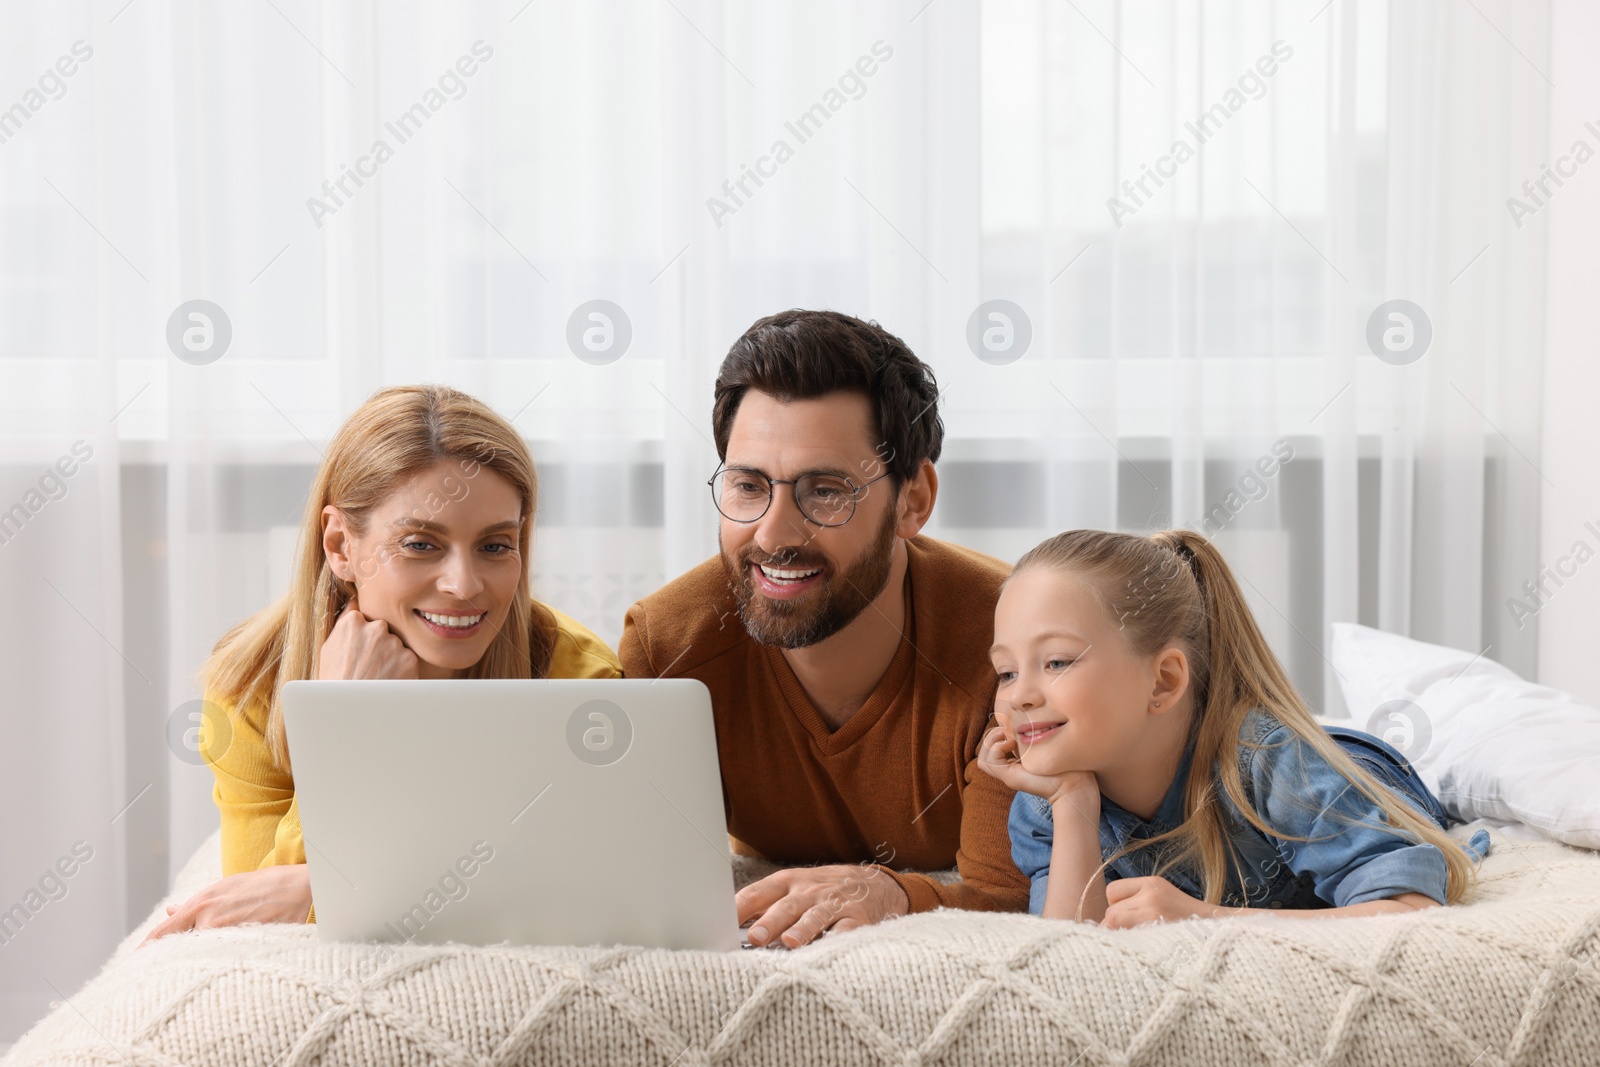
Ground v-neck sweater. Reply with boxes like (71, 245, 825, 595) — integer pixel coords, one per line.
(618, 535, 1029, 914)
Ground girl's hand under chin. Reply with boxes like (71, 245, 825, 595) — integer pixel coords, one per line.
(318, 599, 421, 680)
(977, 722, 1100, 809)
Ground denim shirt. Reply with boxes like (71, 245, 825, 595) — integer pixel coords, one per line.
(1009, 709, 1492, 915)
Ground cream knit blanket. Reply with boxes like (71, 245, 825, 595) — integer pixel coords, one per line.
(7, 823, 1600, 1066)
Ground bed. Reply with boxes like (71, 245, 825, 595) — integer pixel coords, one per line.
(5, 820, 1599, 1066)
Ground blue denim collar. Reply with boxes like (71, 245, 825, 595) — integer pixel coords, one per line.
(1098, 737, 1196, 852)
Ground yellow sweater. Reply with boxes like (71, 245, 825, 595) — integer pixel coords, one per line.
(205, 603, 622, 902)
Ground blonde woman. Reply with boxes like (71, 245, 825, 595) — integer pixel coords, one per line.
(979, 529, 1489, 925)
(144, 385, 620, 941)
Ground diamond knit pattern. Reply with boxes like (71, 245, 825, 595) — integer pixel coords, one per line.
(7, 828, 1599, 1066)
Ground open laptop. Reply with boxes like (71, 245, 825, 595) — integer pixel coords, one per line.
(281, 678, 747, 952)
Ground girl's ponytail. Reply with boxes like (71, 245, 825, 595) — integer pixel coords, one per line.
(1148, 529, 1309, 734)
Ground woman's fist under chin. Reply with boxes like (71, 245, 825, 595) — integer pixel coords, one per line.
(317, 600, 421, 680)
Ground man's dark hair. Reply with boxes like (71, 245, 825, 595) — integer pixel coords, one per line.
(711, 309, 944, 485)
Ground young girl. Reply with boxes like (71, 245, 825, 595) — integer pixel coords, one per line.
(979, 529, 1489, 926)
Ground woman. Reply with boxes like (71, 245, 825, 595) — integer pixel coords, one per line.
(144, 384, 620, 941)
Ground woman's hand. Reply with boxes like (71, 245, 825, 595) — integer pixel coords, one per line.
(977, 722, 1100, 809)
(318, 600, 420, 680)
(1101, 875, 1231, 928)
(139, 864, 313, 945)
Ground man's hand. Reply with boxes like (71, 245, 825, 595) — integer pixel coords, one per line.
(140, 864, 314, 945)
(1102, 875, 1230, 929)
(319, 601, 420, 680)
(736, 864, 909, 948)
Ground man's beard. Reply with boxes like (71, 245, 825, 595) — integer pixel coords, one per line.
(719, 505, 899, 650)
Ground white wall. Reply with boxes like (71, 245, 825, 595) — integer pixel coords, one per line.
(1536, 1, 1600, 702)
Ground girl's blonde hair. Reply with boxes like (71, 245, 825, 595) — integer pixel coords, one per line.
(1007, 528, 1477, 911)
(201, 384, 555, 770)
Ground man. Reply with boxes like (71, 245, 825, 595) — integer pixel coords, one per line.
(619, 309, 1028, 948)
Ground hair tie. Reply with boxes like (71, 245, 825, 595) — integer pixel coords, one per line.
(1172, 539, 1202, 582)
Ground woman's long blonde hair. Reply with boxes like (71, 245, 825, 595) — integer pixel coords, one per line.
(1009, 528, 1478, 910)
(201, 384, 555, 770)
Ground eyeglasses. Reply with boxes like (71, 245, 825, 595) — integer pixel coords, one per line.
(708, 464, 893, 527)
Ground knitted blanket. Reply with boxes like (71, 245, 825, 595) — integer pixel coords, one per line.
(7, 823, 1600, 1066)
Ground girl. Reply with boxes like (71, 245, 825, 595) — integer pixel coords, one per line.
(979, 529, 1489, 926)
(144, 385, 621, 941)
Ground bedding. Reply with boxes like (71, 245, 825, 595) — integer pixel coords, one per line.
(1330, 622, 1600, 847)
(7, 822, 1600, 1067)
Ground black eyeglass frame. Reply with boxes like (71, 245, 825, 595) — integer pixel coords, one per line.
(707, 463, 894, 527)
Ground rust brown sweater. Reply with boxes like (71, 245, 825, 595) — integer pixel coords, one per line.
(618, 534, 1029, 914)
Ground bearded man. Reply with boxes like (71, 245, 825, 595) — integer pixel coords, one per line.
(618, 309, 1029, 947)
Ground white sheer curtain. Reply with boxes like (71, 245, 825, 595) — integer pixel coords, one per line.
(0, 0, 1554, 1044)
(959, 0, 1550, 717)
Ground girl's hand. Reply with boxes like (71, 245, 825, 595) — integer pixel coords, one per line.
(139, 864, 313, 945)
(1102, 875, 1231, 928)
(977, 723, 1100, 809)
(318, 601, 420, 680)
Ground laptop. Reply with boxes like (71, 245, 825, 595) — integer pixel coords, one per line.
(281, 678, 746, 952)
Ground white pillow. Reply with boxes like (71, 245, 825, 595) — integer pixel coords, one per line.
(1329, 621, 1600, 848)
